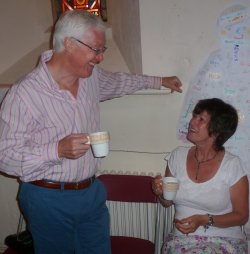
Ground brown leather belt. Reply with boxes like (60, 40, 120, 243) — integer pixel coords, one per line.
(29, 176, 95, 190)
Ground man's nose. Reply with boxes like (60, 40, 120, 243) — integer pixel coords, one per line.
(95, 52, 104, 63)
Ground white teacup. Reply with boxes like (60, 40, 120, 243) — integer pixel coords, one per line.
(162, 176, 179, 200)
(88, 131, 110, 158)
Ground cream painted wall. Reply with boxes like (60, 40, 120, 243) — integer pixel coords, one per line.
(106, 0, 142, 73)
(0, 0, 52, 74)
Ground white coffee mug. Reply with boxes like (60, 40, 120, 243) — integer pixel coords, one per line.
(162, 176, 179, 200)
(88, 131, 110, 158)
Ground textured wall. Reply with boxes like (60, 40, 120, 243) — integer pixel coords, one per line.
(0, 0, 52, 74)
(107, 0, 142, 73)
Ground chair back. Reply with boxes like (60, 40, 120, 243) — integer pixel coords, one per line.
(98, 174, 161, 254)
(98, 174, 158, 203)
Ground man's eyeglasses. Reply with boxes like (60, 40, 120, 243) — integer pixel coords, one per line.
(72, 37, 107, 55)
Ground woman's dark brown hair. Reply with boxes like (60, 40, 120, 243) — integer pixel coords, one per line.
(193, 98, 238, 151)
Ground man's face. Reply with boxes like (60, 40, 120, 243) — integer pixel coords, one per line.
(70, 28, 106, 78)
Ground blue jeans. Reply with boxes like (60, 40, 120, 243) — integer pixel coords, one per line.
(18, 179, 111, 254)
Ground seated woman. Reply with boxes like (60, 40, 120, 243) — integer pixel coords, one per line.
(152, 98, 249, 253)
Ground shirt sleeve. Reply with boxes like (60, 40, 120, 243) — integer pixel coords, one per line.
(95, 67, 162, 101)
(0, 86, 62, 178)
(164, 146, 190, 178)
(224, 154, 247, 186)
(164, 147, 182, 176)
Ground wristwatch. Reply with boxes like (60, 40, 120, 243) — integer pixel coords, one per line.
(204, 214, 214, 231)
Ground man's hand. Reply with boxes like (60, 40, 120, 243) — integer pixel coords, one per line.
(162, 76, 183, 93)
(58, 133, 90, 159)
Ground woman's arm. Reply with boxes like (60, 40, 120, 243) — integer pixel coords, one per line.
(212, 175, 249, 227)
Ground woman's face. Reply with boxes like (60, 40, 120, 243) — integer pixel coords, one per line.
(186, 110, 214, 145)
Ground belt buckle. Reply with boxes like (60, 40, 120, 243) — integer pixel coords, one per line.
(75, 182, 79, 190)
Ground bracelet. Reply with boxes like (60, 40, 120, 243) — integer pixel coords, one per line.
(204, 214, 214, 232)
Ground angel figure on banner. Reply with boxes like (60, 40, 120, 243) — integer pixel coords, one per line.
(178, 4, 250, 162)
(177, 3, 250, 239)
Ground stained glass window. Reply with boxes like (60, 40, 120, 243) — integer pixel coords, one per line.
(51, 0, 107, 22)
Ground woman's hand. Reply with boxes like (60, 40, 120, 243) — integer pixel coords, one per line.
(152, 175, 163, 196)
(152, 175, 173, 207)
(174, 215, 206, 235)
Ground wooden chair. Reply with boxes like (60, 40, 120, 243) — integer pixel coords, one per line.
(98, 174, 162, 254)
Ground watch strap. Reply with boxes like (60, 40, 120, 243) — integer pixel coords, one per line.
(204, 214, 214, 231)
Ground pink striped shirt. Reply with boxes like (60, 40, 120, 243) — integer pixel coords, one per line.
(0, 50, 161, 182)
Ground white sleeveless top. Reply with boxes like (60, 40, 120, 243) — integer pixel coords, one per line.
(165, 146, 247, 239)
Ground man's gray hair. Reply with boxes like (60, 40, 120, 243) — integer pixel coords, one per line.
(53, 10, 106, 52)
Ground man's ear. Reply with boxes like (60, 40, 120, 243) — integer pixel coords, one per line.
(64, 37, 74, 52)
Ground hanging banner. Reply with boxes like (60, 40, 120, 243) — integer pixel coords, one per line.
(177, 4, 250, 237)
